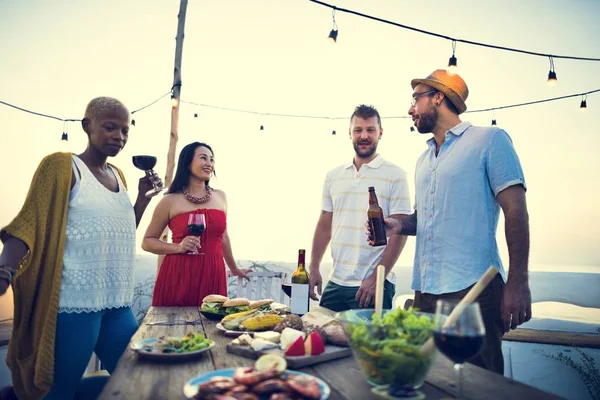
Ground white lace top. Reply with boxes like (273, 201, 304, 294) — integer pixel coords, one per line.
(58, 155, 136, 313)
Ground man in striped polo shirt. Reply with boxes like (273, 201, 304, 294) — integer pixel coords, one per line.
(308, 104, 412, 312)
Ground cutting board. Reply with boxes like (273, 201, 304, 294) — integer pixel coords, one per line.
(226, 343, 352, 368)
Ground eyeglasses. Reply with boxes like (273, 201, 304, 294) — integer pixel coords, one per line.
(411, 90, 438, 107)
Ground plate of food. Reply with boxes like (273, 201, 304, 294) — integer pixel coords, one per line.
(131, 332, 214, 361)
(183, 354, 330, 399)
(200, 295, 286, 320)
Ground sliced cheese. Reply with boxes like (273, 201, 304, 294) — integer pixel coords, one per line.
(253, 331, 281, 343)
(280, 328, 306, 350)
(237, 333, 253, 345)
(250, 338, 278, 351)
(231, 338, 241, 345)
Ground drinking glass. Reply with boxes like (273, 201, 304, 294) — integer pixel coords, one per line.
(433, 300, 486, 399)
(132, 155, 165, 198)
(281, 272, 292, 304)
(187, 213, 206, 255)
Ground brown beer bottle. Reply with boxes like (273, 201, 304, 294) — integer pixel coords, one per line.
(367, 187, 387, 246)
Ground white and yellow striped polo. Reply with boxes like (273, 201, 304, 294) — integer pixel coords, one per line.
(322, 155, 411, 286)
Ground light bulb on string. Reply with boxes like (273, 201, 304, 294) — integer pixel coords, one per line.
(332, 130, 336, 135)
(61, 120, 68, 141)
(447, 40, 458, 75)
(260, 125, 264, 131)
(547, 56, 557, 86)
(328, 8, 338, 43)
(491, 119, 497, 126)
(580, 95, 587, 112)
(194, 113, 198, 118)
(131, 119, 136, 126)
(410, 126, 415, 132)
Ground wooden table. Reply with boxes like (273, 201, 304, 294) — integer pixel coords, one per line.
(99, 307, 563, 400)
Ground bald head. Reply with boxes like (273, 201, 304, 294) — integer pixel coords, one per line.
(84, 97, 129, 121)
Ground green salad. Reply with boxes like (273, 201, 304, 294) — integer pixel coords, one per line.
(344, 307, 435, 386)
(145, 332, 213, 354)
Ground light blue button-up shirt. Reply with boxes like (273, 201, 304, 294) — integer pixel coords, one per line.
(412, 122, 526, 294)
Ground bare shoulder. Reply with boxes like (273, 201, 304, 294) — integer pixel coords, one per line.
(156, 192, 180, 209)
(212, 188, 226, 199)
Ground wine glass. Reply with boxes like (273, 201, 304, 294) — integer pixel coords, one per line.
(132, 155, 166, 198)
(433, 300, 486, 399)
(187, 213, 206, 255)
(281, 272, 292, 305)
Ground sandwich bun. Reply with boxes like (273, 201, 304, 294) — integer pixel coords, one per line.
(250, 299, 274, 309)
(202, 294, 229, 304)
(223, 297, 251, 308)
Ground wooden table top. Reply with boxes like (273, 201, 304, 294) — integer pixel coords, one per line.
(99, 307, 563, 400)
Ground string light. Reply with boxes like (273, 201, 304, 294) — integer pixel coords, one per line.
(328, 7, 338, 43)
(61, 121, 68, 141)
(129, 90, 173, 128)
(194, 113, 198, 118)
(309, 1, 600, 61)
(447, 40, 458, 75)
(181, 88, 600, 120)
(332, 130, 336, 135)
(491, 119, 497, 126)
(547, 57, 557, 86)
(309, 1, 600, 84)
(2, 87, 599, 142)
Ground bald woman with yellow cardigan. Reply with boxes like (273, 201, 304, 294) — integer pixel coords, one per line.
(0, 97, 158, 400)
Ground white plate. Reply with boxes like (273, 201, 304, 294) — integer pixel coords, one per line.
(215, 322, 255, 337)
(131, 337, 215, 361)
(183, 368, 330, 399)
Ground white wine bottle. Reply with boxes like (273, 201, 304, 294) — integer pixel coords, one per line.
(290, 249, 310, 315)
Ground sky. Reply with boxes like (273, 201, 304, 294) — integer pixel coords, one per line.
(1, 0, 600, 270)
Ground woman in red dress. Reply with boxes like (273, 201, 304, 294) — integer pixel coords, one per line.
(143, 142, 249, 306)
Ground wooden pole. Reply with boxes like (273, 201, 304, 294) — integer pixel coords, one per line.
(158, 0, 188, 270)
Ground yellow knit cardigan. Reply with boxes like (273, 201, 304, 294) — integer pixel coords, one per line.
(1, 152, 127, 400)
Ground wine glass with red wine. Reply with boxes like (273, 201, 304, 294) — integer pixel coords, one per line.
(187, 213, 205, 255)
(132, 155, 165, 198)
(281, 273, 292, 305)
(433, 300, 486, 399)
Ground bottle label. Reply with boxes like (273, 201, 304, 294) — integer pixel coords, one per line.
(290, 283, 310, 315)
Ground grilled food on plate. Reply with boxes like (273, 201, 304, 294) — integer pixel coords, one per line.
(193, 354, 323, 399)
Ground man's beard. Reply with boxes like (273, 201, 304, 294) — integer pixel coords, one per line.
(353, 142, 377, 158)
(416, 107, 438, 134)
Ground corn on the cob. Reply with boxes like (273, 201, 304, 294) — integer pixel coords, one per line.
(221, 309, 259, 330)
(221, 309, 257, 323)
(241, 314, 283, 331)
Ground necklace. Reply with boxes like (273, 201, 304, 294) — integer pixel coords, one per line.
(183, 187, 212, 204)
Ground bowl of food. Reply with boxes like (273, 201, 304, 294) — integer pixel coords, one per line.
(336, 307, 436, 395)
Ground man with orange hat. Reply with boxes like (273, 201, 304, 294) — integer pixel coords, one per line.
(374, 70, 532, 375)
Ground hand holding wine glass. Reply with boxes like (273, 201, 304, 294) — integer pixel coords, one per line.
(132, 155, 166, 198)
(433, 300, 486, 399)
(187, 213, 206, 255)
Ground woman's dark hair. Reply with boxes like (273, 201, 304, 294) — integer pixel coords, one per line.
(167, 142, 215, 194)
